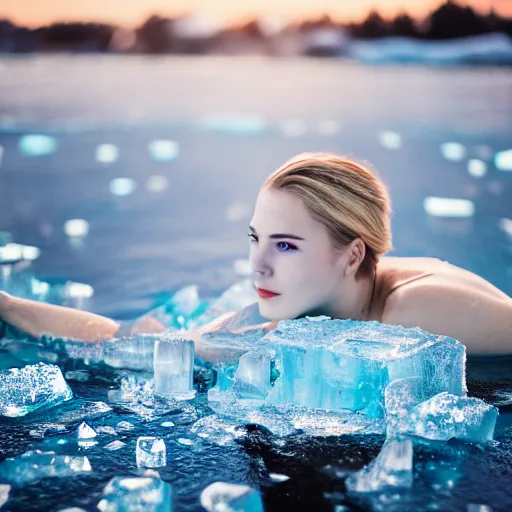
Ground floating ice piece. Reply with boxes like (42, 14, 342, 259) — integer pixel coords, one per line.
(379, 131, 402, 150)
(200, 482, 264, 512)
(64, 219, 89, 238)
(190, 414, 247, 446)
(96, 426, 117, 436)
(495, 149, 512, 171)
(96, 144, 119, 164)
(104, 440, 126, 451)
(440, 142, 466, 161)
(177, 438, 194, 446)
(154, 337, 196, 400)
(146, 175, 169, 193)
(0, 243, 40, 263)
(109, 178, 136, 197)
(468, 159, 487, 177)
(97, 472, 172, 512)
(232, 349, 274, 401)
(406, 392, 498, 443)
(78, 422, 97, 440)
(269, 473, 290, 482)
(116, 421, 135, 432)
(18, 134, 58, 157)
(136, 437, 167, 468)
(51, 400, 112, 425)
(0, 484, 10, 508)
(423, 197, 474, 218)
(148, 140, 179, 161)
(467, 505, 493, 512)
(0, 450, 91, 486)
(161, 421, 175, 428)
(57, 508, 87, 512)
(346, 439, 413, 493)
(0, 363, 73, 417)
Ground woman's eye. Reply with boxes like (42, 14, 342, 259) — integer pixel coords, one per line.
(247, 233, 258, 243)
(276, 241, 297, 252)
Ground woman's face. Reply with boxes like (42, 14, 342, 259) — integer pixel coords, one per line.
(249, 187, 347, 320)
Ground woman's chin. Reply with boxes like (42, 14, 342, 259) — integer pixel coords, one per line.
(258, 300, 295, 321)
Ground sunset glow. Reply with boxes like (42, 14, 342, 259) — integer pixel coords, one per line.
(1, 0, 510, 28)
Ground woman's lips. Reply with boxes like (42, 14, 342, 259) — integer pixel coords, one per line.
(255, 287, 280, 299)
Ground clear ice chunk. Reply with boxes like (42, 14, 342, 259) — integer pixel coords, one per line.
(105, 440, 127, 451)
(136, 437, 167, 468)
(78, 422, 97, 440)
(97, 472, 172, 512)
(200, 482, 264, 512)
(405, 392, 498, 443)
(190, 414, 248, 446)
(346, 439, 413, 493)
(0, 450, 91, 486)
(207, 318, 466, 435)
(0, 484, 10, 508)
(154, 337, 196, 400)
(232, 349, 274, 401)
(0, 363, 73, 417)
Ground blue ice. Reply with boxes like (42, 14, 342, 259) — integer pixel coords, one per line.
(97, 472, 172, 512)
(0, 363, 73, 418)
(404, 392, 498, 443)
(18, 134, 58, 157)
(200, 482, 263, 512)
(206, 317, 466, 435)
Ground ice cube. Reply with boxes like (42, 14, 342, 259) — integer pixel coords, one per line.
(232, 349, 274, 401)
(406, 392, 498, 443)
(97, 472, 172, 512)
(207, 318, 466, 435)
(346, 439, 413, 493)
(200, 482, 263, 512)
(0, 363, 73, 417)
(136, 437, 166, 468)
(0, 450, 91, 486)
(0, 484, 10, 508)
(78, 422, 97, 440)
(154, 337, 196, 400)
(105, 441, 126, 451)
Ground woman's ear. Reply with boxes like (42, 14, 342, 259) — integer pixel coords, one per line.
(344, 238, 366, 276)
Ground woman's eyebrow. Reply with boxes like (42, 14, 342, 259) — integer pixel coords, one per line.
(249, 225, 305, 241)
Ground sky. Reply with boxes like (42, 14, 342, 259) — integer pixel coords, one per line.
(0, 0, 510, 28)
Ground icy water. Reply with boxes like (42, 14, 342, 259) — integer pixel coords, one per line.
(0, 55, 512, 511)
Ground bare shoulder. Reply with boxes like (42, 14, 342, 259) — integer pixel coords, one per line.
(382, 277, 512, 355)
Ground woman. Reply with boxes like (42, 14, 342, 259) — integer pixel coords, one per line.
(1, 152, 511, 356)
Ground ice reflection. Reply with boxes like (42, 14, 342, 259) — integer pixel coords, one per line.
(440, 142, 466, 161)
(109, 177, 137, 196)
(495, 149, 512, 171)
(95, 144, 119, 164)
(148, 140, 179, 161)
(423, 197, 474, 218)
(379, 131, 402, 150)
(64, 219, 89, 238)
(18, 134, 58, 157)
(468, 159, 487, 177)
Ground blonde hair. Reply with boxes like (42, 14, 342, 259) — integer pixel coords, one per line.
(264, 152, 393, 277)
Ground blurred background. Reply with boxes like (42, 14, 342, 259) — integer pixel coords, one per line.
(0, 0, 511, 320)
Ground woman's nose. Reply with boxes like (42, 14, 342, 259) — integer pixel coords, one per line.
(250, 246, 272, 278)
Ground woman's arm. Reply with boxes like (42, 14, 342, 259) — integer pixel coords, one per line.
(0, 291, 121, 341)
